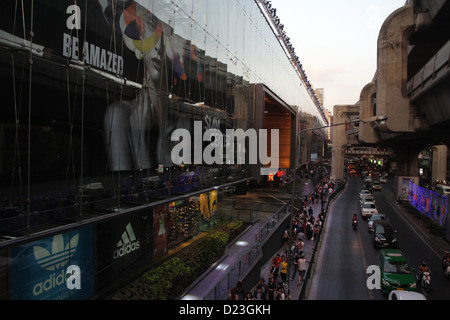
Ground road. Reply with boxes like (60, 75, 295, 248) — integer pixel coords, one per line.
(307, 176, 450, 300)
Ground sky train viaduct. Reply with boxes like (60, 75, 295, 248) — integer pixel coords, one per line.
(331, 0, 450, 199)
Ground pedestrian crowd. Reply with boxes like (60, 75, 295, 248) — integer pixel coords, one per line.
(226, 174, 340, 300)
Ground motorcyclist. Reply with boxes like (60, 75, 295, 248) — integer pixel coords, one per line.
(442, 252, 450, 274)
(418, 261, 431, 285)
(352, 213, 358, 227)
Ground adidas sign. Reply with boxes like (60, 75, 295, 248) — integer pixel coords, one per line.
(113, 222, 140, 259)
(32, 233, 79, 297)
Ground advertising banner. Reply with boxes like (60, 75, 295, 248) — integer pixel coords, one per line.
(0, 0, 141, 81)
(95, 211, 151, 289)
(152, 204, 169, 259)
(199, 190, 217, 220)
(9, 226, 94, 300)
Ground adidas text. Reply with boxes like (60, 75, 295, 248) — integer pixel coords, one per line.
(113, 241, 140, 259)
(33, 265, 81, 296)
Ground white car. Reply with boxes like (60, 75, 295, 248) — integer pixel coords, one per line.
(359, 190, 372, 199)
(361, 201, 378, 218)
(388, 290, 427, 300)
(360, 194, 375, 205)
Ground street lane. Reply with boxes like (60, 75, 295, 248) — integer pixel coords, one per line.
(307, 176, 450, 300)
(371, 179, 450, 300)
(307, 176, 376, 299)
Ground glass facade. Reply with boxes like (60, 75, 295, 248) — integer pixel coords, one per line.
(0, 0, 326, 299)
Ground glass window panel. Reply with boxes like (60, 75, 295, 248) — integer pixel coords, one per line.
(150, 0, 173, 25)
(191, 15, 206, 51)
(217, 1, 229, 45)
(204, 34, 218, 107)
(227, 0, 237, 55)
(235, 1, 244, 62)
(173, 2, 192, 41)
(192, 0, 207, 28)
(172, 0, 192, 17)
(205, 0, 219, 39)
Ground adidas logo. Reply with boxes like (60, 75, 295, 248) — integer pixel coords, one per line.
(33, 234, 79, 271)
(113, 222, 140, 259)
(32, 233, 79, 296)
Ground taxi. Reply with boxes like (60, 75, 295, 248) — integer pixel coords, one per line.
(378, 249, 417, 295)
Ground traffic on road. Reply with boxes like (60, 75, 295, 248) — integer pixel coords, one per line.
(307, 171, 450, 300)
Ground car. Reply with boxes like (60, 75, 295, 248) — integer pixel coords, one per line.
(360, 194, 375, 205)
(364, 176, 372, 184)
(388, 290, 427, 300)
(361, 201, 378, 219)
(368, 213, 386, 232)
(372, 220, 397, 248)
(379, 176, 387, 183)
(372, 181, 382, 191)
(435, 184, 450, 196)
(359, 189, 372, 199)
(378, 249, 417, 295)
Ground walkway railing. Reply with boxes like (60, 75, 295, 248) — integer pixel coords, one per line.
(203, 203, 290, 300)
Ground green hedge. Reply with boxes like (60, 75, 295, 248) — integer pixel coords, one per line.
(112, 219, 247, 300)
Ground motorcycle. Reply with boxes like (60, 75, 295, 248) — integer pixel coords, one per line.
(352, 219, 358, 230)
(442, 251, 450, 279)
(416, 269, 432, 293)
(421, 271, 432, 292)
(445, 263, 450, 279)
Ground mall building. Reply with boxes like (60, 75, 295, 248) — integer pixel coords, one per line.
(0, 0, 328, 299)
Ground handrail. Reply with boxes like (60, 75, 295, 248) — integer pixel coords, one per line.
(203, 203, 290, 300)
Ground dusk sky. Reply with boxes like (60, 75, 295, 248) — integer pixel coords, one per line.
(272, 0, 406, 113)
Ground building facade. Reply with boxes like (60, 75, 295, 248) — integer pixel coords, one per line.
(0, 0, 326, 299)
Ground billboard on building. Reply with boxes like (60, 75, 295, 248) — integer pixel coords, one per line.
(9, 226, 94, 300)
(152, 204, 169, 259)
(95, 211, 152, 289)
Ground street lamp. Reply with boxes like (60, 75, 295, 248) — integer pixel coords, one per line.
(285, 115, 387, 289)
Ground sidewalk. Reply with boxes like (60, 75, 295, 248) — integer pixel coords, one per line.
(180, 178, 315, 300)
(253, 199, 323, 300)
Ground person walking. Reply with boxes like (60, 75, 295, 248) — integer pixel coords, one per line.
(227, 287, 239, 300)
(282, 230, 289, 247)
(235, 280, 245, 300)
(298, 255, 308, 285)
(291, 245, 301, 280)
(267, 276, 276, 300)
(280, 256, 288, 283)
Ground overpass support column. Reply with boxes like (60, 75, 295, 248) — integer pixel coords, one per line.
(376, 4, 416, 133)
(331, 146, 345, 181)
(432, 145, 448, 183)
(392, 144, 420, 200)
(331, 105, 359, 180)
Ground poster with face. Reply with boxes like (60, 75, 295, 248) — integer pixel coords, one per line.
(100, 0, 206, 171)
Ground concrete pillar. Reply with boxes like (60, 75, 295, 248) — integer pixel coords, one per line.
(376, 5, 416, 133)
(393, 144, 421, 177)
(392, 143, 421, 200)
(432, 145, 448, 183)
(331, 105, 359, 180)
(331, 146, 345, 180)
(358, 82, 377, 144)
